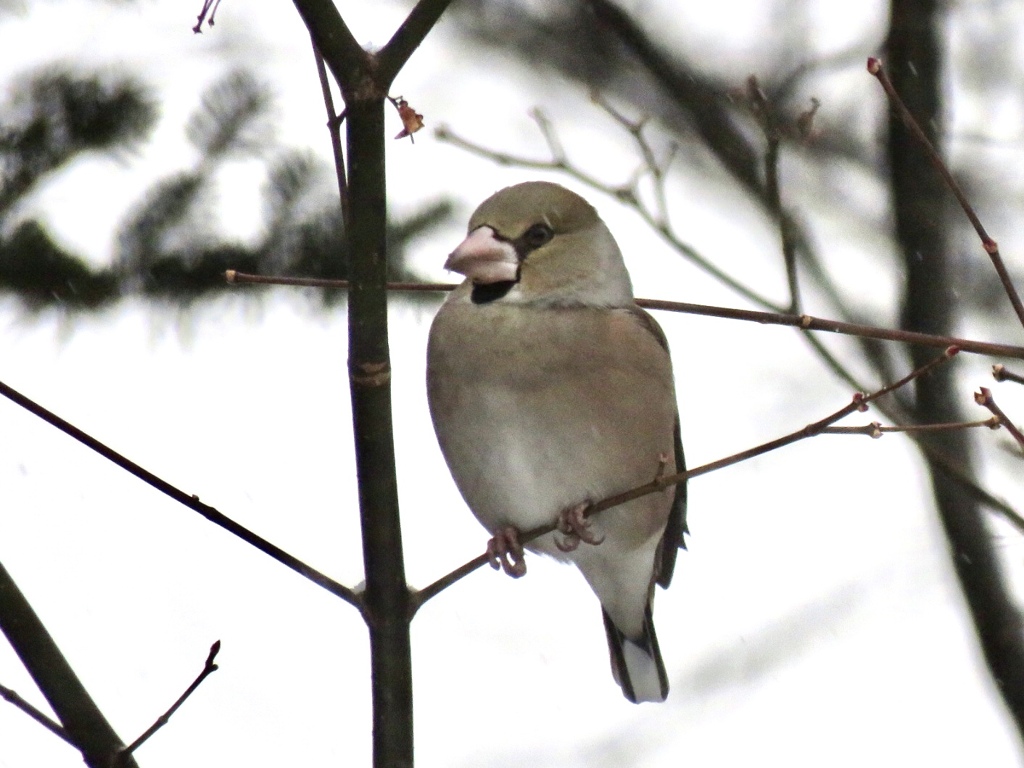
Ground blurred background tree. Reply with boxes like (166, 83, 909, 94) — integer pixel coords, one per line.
(0, 63, 451, 309)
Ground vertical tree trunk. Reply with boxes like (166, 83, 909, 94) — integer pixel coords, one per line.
(345, 98, 414, 766)
(887, 0, 1024, 737)
(293, 4, 454, 763)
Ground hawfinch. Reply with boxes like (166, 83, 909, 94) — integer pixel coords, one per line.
(427, 181, 687, 703)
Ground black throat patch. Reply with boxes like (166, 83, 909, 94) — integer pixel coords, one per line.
(471, 280, 517, 304)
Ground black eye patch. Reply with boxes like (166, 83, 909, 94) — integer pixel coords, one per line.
(471, 280, 517, 304)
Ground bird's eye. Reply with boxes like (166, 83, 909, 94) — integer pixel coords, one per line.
(522, 223, 554, 249)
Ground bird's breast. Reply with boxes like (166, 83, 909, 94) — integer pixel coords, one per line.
(427, 300, 676, 541)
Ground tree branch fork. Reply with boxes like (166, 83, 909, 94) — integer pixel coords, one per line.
(0, 639, 220, 764)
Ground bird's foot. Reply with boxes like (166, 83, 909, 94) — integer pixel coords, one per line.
(486, 527, 527, 578)
(555, 502, 604, 553)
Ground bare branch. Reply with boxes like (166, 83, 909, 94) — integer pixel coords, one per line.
(0, 681, 74, 746)
(119, 641, 221, 762)
(975, 387, 1024, 452)
(637, 300, 1024, 361)
(741, 74, 802, 313)
(378, 0, 458, 86)
(434, 122, 786, 312)
(410, 350, 955, 611)
(529, 108, 569, 171)
(582, 0, 761, 191)
(869, 57, 1024, 330)
(191, 0, 222, 33)
(224, 272, 1024, 362)
(227, 271, 455, 292)
(589, 92, 676, 231)
(994, 364, 1024, 386)
(291, 0, 374, 99)
(312, 40, 350, 230)
(822, 417, 1000, 437)
(0, 379, 364, 614)
(226, 268, 1024, 545)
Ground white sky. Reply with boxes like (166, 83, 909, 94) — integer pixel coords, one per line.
(2, 1, 1024, 766)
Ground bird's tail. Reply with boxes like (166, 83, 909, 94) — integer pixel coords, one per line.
(603, 603, 668, 703)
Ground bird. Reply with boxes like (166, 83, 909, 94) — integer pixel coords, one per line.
(426, 180, 687, 703)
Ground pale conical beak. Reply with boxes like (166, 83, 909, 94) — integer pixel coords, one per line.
(444, 226, 519, 284)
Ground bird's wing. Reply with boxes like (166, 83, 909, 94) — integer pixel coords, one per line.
(621, 305, 688, 589)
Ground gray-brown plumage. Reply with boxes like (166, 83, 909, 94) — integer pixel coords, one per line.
(427, 181, 687, 703)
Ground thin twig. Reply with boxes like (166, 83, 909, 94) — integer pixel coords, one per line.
(0, 379, 364, 614)
(668, 347, 957, 483)
(119, 641, 221, 762)
(868, 57, 1024, 330)
(226, 271, 455, 292)
(191, 0, 221, 33)
(377, 0, 459, 85)
(410, 349, 955, 611)
(744, 75, 802, 313)
(822, 417, 999, 437)
(436, 78, 1024, 550)
(975, 387, 1024, 451)
(0, 681, 74, 746)
(223, 271, 1024, 361)
(438, 78, 902, 386)
(312, 41, 350, 229)
(291, 0, 369, 99)
(587, 94, 674, 228)
(529, 108, 568, 165)
(638, 299, 1024, 360)
(433, 123, 787, 312)
(765, 135, 801, 313)
(994, 364, 1024, 386)
(224, 271, 1024, 528)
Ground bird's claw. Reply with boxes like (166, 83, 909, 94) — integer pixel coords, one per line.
(486, 527, 527, 578)
(555, 502, 604, 552)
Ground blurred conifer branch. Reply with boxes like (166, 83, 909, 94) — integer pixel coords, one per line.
(0, 68, 451, 311)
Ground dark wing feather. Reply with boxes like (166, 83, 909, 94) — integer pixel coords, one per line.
(622, 305, 688, 589)
(656, 416, 688, 588)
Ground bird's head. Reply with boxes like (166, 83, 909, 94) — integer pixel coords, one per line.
(445, 181, 634, 307)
